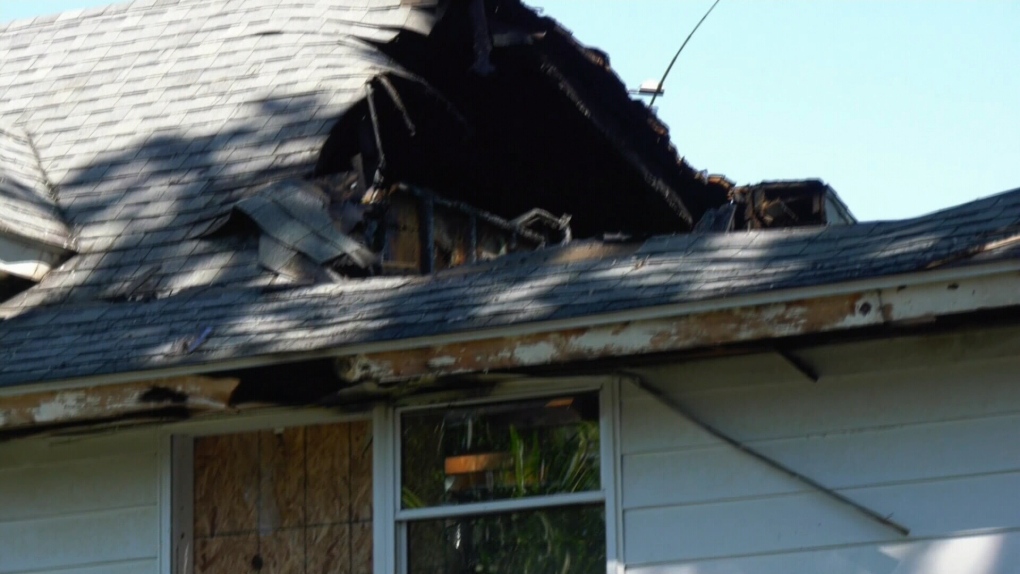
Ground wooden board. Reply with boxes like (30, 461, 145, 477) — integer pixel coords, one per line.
(193, 420, 372, 574)
(193, 432, 259, 538)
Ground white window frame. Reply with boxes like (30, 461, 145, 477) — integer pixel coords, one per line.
(384, 375, 622, 574)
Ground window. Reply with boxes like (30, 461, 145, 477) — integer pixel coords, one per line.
(396, 391, 610, 574)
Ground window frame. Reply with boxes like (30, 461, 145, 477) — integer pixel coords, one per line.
(389, 376, 621, 574)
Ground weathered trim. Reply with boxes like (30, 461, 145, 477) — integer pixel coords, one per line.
(335, 270, 1020, 382)
(0, 375, 239, 434)
(4, 261, 1020, 397)
(2, 271, 1019, 433)
(336, 292, 878, 382)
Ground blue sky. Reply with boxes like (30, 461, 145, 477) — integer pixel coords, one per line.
(3, 0, 1018, 221)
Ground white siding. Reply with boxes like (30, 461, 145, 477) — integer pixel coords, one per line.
(619, 329, 1020, 573)
(0, 430, 162, 574)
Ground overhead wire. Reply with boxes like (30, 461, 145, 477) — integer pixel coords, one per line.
(648, 0, 724, 108)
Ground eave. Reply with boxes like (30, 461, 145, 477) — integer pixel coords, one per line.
(333, 264, 1020, 383)
(2, 259, 1019, 436)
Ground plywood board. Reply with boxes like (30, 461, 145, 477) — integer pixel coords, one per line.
(351, 521, 373, 574)
(350, 421, 373, 522)
(260, 530, 305, 574)
(194, 432, 260, 538)
(193, 421, 372, 574)
(259, 428, 306, 530)
(306, 423, 351, 525)
(194, 534, 257, 574)
(307, 524, 350, 574)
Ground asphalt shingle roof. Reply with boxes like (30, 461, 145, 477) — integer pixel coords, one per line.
(0, 125, 70, 248)
(1, 0, 1020, 389)
(0, 0, 415, 315)
(2, 185, 1020, 387)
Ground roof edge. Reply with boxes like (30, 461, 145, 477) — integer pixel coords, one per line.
(4, 257, 1020, 398)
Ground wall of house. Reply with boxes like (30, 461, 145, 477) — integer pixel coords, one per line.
(619, 325, 1020, 574)
(0, 429, 164, 574)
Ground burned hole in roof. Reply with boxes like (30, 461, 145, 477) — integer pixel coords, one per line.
(199, 0, 855, 287)
(199, 175, 568, 281)
(0, 273, 33, 303)
(315, 0, 735, 241)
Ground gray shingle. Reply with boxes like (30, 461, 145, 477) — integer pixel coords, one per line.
(0, 125, 71, 248)
(7, 182, 1020, 386)
(2, 0, 1020, 388)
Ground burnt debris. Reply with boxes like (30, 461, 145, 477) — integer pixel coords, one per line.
(696, 179, 856, 232)
(730, 179, 855, 230)
(304, 0, 852, 281)
(315, 0, 731, 243)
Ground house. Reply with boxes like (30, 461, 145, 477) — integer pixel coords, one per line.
(2, 1, 1020, 573)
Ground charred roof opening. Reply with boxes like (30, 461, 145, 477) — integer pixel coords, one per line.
(316, 0, 731, 240)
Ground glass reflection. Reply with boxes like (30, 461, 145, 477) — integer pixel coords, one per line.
(401, 394, 601, 508)
(408, 505, 605, 574)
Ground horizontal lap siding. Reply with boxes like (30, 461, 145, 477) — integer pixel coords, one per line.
(626, 530, 1020, 574)
(619, 333, 1020, 573)
(0, 431, 161, 574)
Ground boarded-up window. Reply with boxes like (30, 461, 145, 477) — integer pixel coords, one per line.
(193, 421, 372, 574)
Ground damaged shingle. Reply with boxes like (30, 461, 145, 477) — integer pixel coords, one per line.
(207, 179, 377, 280)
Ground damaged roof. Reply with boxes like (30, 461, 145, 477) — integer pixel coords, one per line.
(4, 186, 1020, 387)
(1, 0, 1019, 391)
(0, 0, 418, 314)
(0, 0, 726, 319)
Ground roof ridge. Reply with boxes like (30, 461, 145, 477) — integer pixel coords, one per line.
(0, 124, 73, 249)
(20, 128, 66, 226)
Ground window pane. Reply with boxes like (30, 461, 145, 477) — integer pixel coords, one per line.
(401, 394, 600, 508)
(408, 505, 605, 574)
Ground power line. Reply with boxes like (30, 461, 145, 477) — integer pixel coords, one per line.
(648, 0, 724, 108)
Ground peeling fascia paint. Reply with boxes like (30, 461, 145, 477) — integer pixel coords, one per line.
(511, 341, 560, 364)
(426, 356, 458, 368)
(30, 389, 145, 423)
(568, 325, 660, 356)
(32, 391, 98, 423)
(0, 376, 241, 434)
(333, 292, 878, 385)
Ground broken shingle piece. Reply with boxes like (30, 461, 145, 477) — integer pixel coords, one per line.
(227, 179, 377, 275)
